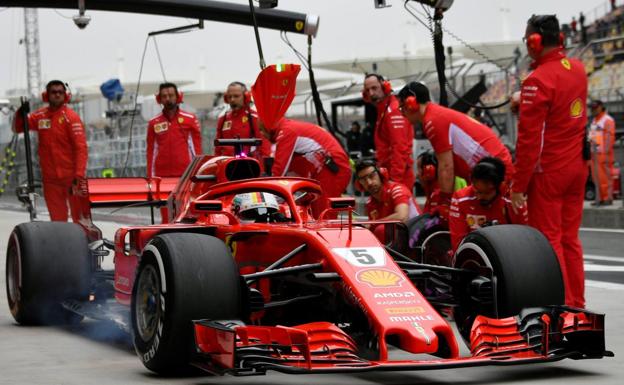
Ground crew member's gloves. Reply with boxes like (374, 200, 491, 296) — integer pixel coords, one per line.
(431, 191, 452, 221)
(71, 176, 87, 196)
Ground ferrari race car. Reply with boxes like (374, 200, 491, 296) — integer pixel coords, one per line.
(5, 140, 612, 376)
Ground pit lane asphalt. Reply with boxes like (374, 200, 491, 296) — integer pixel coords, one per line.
(0, 209, 622, 385)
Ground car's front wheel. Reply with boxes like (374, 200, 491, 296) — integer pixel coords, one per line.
(453, 225, 564, 343)
(131, 233, 242, 374)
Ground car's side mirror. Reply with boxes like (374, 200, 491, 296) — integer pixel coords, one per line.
(191, 200, 223, 213)
(329, 197, 356, 209)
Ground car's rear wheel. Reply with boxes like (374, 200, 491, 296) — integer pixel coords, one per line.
(453, 225, 564, 343)
(5, 222, 91, 325)
(132, 233, 242, 374)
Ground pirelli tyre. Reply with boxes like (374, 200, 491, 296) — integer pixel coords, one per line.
(132, 233, 242, 374)
(5, 222, 91, 325)
(453, 224, 564, 342)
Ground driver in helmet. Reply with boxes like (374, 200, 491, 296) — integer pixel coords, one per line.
(232, 192, 286, 223)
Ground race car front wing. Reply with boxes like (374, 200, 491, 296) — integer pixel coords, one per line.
(192, 306, 613, 376)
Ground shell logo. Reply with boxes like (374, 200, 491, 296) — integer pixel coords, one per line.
(357, 269, 404, 288)
(570, 98, 583, 118)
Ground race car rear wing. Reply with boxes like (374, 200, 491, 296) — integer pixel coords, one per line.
(86, 177, 178, 207)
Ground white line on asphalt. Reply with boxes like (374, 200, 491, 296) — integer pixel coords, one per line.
(585, 254, 624, 262)
(580, 227, 624, 233)
(586, 280, 624, 290)
(584, 264, 624, 272)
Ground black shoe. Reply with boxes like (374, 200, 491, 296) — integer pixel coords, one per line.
(601, 200, 613, 206)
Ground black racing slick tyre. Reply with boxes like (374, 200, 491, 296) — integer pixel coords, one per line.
(131, 233, 242, 374)
(5, 222, 91, 325)
(453, 225, 564, 343)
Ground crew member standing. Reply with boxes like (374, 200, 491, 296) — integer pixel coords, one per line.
(589, 100, 616, 206)
(449, 157, 527, 252)
(397, 81, 513, 219)
(346, 121, 363, 154)
(147, 82, 202, 178)
(259, 118, 351, 217)
(511, 15, 589, 308)
(13, 80, 88, 222)
(362, 74, 415, 190)
(216, 81, 270, 161)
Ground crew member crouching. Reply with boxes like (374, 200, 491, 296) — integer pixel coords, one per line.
(356, 159, 421, 223)
(449, 157, 527, 252)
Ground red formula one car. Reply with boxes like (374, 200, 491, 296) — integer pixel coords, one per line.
(5, 140, 612, 376)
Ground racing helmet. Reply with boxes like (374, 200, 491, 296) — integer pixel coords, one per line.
(232, 192, 279, 222)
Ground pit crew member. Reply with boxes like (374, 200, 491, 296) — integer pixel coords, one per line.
(147, 82, 202, 178)
(216, 81, 271, 162)
(449, 157, 528, 252)
(13, 80, 88, 222)
(417, 150, 467, 215)
(259, 118, 351, 217)
(511, 15, 588, 308)
(397, 81, 513, 220)
(362, 74, 415, 190)
(589, 100, 616, 205)
(355, 159, 421, 223)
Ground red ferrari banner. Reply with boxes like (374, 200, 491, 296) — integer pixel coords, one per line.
(251, 63, 301, 130)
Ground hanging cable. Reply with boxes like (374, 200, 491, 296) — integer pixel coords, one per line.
(248, 0, 266, 69)
(280, 32, 345, 139)
(152, 37, 167, 82)
(121, 20, 204, 177)
(120, 34, 150, 177)
(280, 31, 309, 71)
(404, 0, 512, 110)
(52, 9, 73, 19)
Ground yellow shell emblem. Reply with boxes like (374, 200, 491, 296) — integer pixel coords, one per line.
(561, 58, 571, 70)
(357, 269, 403, 288)
(570, 98, 583, 118)
(178, 117, 184, 124)
(295, 20, 304, 31)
